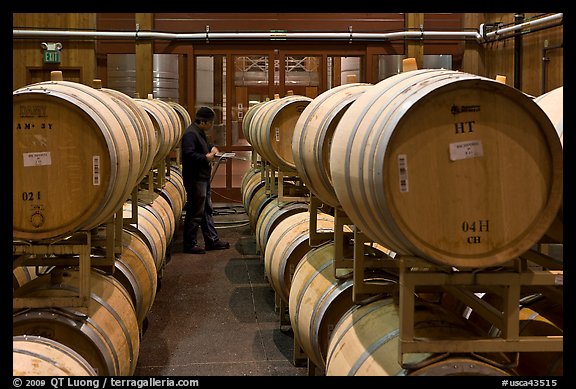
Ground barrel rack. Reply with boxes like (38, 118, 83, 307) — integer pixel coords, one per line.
(12, 162, 175, 312)
(397, 254, 563, 369)
(259, 160, 309, 203)
(297, 193, 563, 375)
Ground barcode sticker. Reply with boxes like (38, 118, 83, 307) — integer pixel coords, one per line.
(398, 154, 409, 193)
(275, 127, 280, 142)
(93, 156, 101, 186)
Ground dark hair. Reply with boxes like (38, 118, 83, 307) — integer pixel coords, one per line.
(195, 106, 215, 123)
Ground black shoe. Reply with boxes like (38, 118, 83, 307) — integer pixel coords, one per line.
(205, 240, 230, 251)
(183, 245, 206, 254)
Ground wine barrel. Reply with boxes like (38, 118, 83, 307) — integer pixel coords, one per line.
(240, 166, 262, 198)
(241, 167, 264, 211)
(255, 199, 309, 255)
(265, 212, 336, 304)
(292, 83, 372, 208)
(135, 98, 179, 167)
(534, 86, 563, 242)
(288, 241, 355, 370)
(13, 268, 140, 376)
(248, 95, 312, 169)
(13, 80, 142, 241)
(13, 335, 97, 376)
(112, 228, 158, 327)
(462, 293, 563, 376)
(145, 193, 177, 245)
(515, 301, 563, 376)
(13, 266, 39, 291)
(534, 86, 563, 147)
(246, 186, 275, 231)
(166, 101, 192, 135)
(123, 201, 167, 273)
(159, 165, 187, 224)
(330, 69, 563, 268)
(99, 87, 158, 183)
(242, 101, 266, 146)
(325, 297, 513, 376)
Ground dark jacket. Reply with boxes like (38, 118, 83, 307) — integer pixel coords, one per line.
(181, 123, 214, 184)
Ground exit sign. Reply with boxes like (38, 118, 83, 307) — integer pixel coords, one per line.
(43, 50, 60, 64)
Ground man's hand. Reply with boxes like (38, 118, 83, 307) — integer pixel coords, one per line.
(207, 146, 219, 162)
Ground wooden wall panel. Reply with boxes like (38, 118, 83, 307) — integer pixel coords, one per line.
(13, 13, 97, 89)
(478, 13, 563, 96)
(153, 13, 406, 33)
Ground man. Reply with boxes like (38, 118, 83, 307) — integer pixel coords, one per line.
(181, 106, 230, 254)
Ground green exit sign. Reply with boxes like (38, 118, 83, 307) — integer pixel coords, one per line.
(43, 50, 60, 64)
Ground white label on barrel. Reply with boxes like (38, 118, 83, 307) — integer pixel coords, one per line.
(449, 140, 484, 161)
(93, 156, 101, 186)
(398, 154, 409, 193)
(275, 127, 280, 142)
(23, 151, 51, 167)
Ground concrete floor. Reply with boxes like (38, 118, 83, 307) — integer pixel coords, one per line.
(134, 204, 308, 377)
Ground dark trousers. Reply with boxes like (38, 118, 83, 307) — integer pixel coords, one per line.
(183, 180, 219, 248)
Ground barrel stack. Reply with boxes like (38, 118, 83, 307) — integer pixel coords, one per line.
(243, 69, 563, 376)
(12, 72, 190, 376)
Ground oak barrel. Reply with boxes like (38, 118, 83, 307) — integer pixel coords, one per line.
(13, 80, 142, 241)
(241, 167, 265, 216)
(13, 335, 97, 376)
(534, 86, 563, 147)
(248, 95, 312, 169)
(246, 186, 275, 231)
(325, 297, 513, 376)
(110, 228, 158, 327)
(135, 97, 179, 167)
(534, 86, 563, 242)
(330, 69, 563, 268)
(265, 212, 336, 304)
(13, 268, 140, 376)
(292, 83, 372, 208)
(99, 87, 158, 183)
(242, 101, 266, 146)
(288, 241, 355, 369)
(255, 199, 309, 255)
(123, 201, 168, 273)
(159, 165, 187, 224)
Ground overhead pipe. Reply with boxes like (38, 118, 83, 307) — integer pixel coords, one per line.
(13, 13, 561, 43)
(12, 28, 482, 41)
(482, 13, 562, 39)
